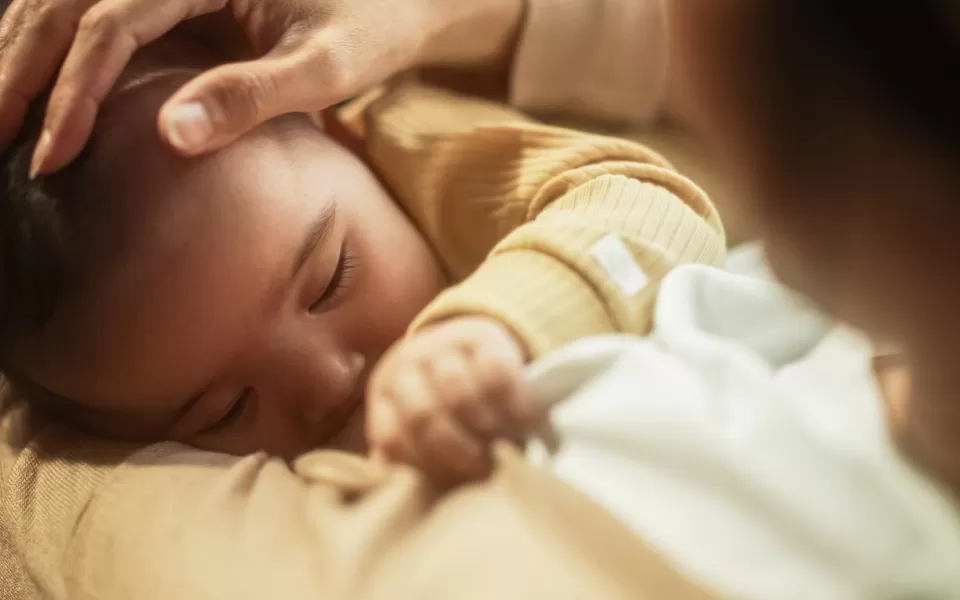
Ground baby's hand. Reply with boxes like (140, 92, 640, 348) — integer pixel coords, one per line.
(366, 316, 536, 485)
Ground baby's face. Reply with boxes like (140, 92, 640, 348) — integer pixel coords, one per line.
(15, 51, 447, 458)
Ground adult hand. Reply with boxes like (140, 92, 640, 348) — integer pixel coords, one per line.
(0, 0, 524, 177)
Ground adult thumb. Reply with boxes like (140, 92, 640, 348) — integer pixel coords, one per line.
(158, 49, 334, 156)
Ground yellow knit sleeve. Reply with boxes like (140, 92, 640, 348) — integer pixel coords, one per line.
(363, 83, 725, 358)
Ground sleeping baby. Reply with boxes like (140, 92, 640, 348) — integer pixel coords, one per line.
(0, 29, 724, 484)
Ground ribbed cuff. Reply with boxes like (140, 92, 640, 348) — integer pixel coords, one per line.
(410, 249, 616, 360)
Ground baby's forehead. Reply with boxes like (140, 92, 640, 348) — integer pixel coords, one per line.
(94, 38, 212, 156)
(87, 84, 326, 232)
(75, 30, 344, 270)
(78, 72, 202, 255)
(79, 37, 212, 203)
(87, 35, 325, 199)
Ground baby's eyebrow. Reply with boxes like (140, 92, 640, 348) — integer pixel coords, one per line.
(291, 201, 337, 279)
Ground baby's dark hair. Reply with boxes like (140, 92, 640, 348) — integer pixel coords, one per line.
(0, 95, 89, 369)
(0, 0, 75, 382)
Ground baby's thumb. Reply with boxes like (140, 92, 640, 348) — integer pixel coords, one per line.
(158, 52, 325, 156)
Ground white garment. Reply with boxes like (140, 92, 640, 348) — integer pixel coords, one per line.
(526, 245, 960, 600)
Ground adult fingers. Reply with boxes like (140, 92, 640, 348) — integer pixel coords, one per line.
(158, 34, 351, 156)
(0, 0, 98, 148)
(31, 0, 228, 176)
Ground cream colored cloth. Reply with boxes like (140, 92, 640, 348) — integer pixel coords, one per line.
(533, 253, 960, 599)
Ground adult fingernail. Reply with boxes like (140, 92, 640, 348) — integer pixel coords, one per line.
(29, 130, 51, 180)
(164, 102, 213, 152)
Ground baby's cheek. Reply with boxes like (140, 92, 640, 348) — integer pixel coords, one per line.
(328, 403, 368, 453)
(356, 270, 441, 370)
(361, 234, 445, 332)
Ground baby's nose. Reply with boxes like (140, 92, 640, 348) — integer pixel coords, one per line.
(302, 351, 366, 424)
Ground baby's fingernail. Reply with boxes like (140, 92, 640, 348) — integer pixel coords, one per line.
(369, 400, 400, 438)
(164, 102, 213, 152)
(29, 130, 52, 180)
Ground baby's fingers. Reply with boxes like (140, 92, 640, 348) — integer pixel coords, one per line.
(472, 346, 538, 435)
(427, 353, 500, 436)
(368, 363, 489, 484)
(367, 364, 439, 465)
(415, 415, 490, 485)
(366, 398, 421, 467)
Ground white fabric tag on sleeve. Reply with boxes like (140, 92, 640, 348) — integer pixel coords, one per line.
(589, 234, 648, 297)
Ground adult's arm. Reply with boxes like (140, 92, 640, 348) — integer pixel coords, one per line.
(506, 0, 670, 127)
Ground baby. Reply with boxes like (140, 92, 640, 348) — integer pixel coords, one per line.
(0, 31, 724, 483)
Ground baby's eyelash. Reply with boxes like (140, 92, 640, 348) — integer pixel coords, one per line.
(332, 253, 357, 298)
(310, 240, 356, 312)
(201, 387, 254, 435)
